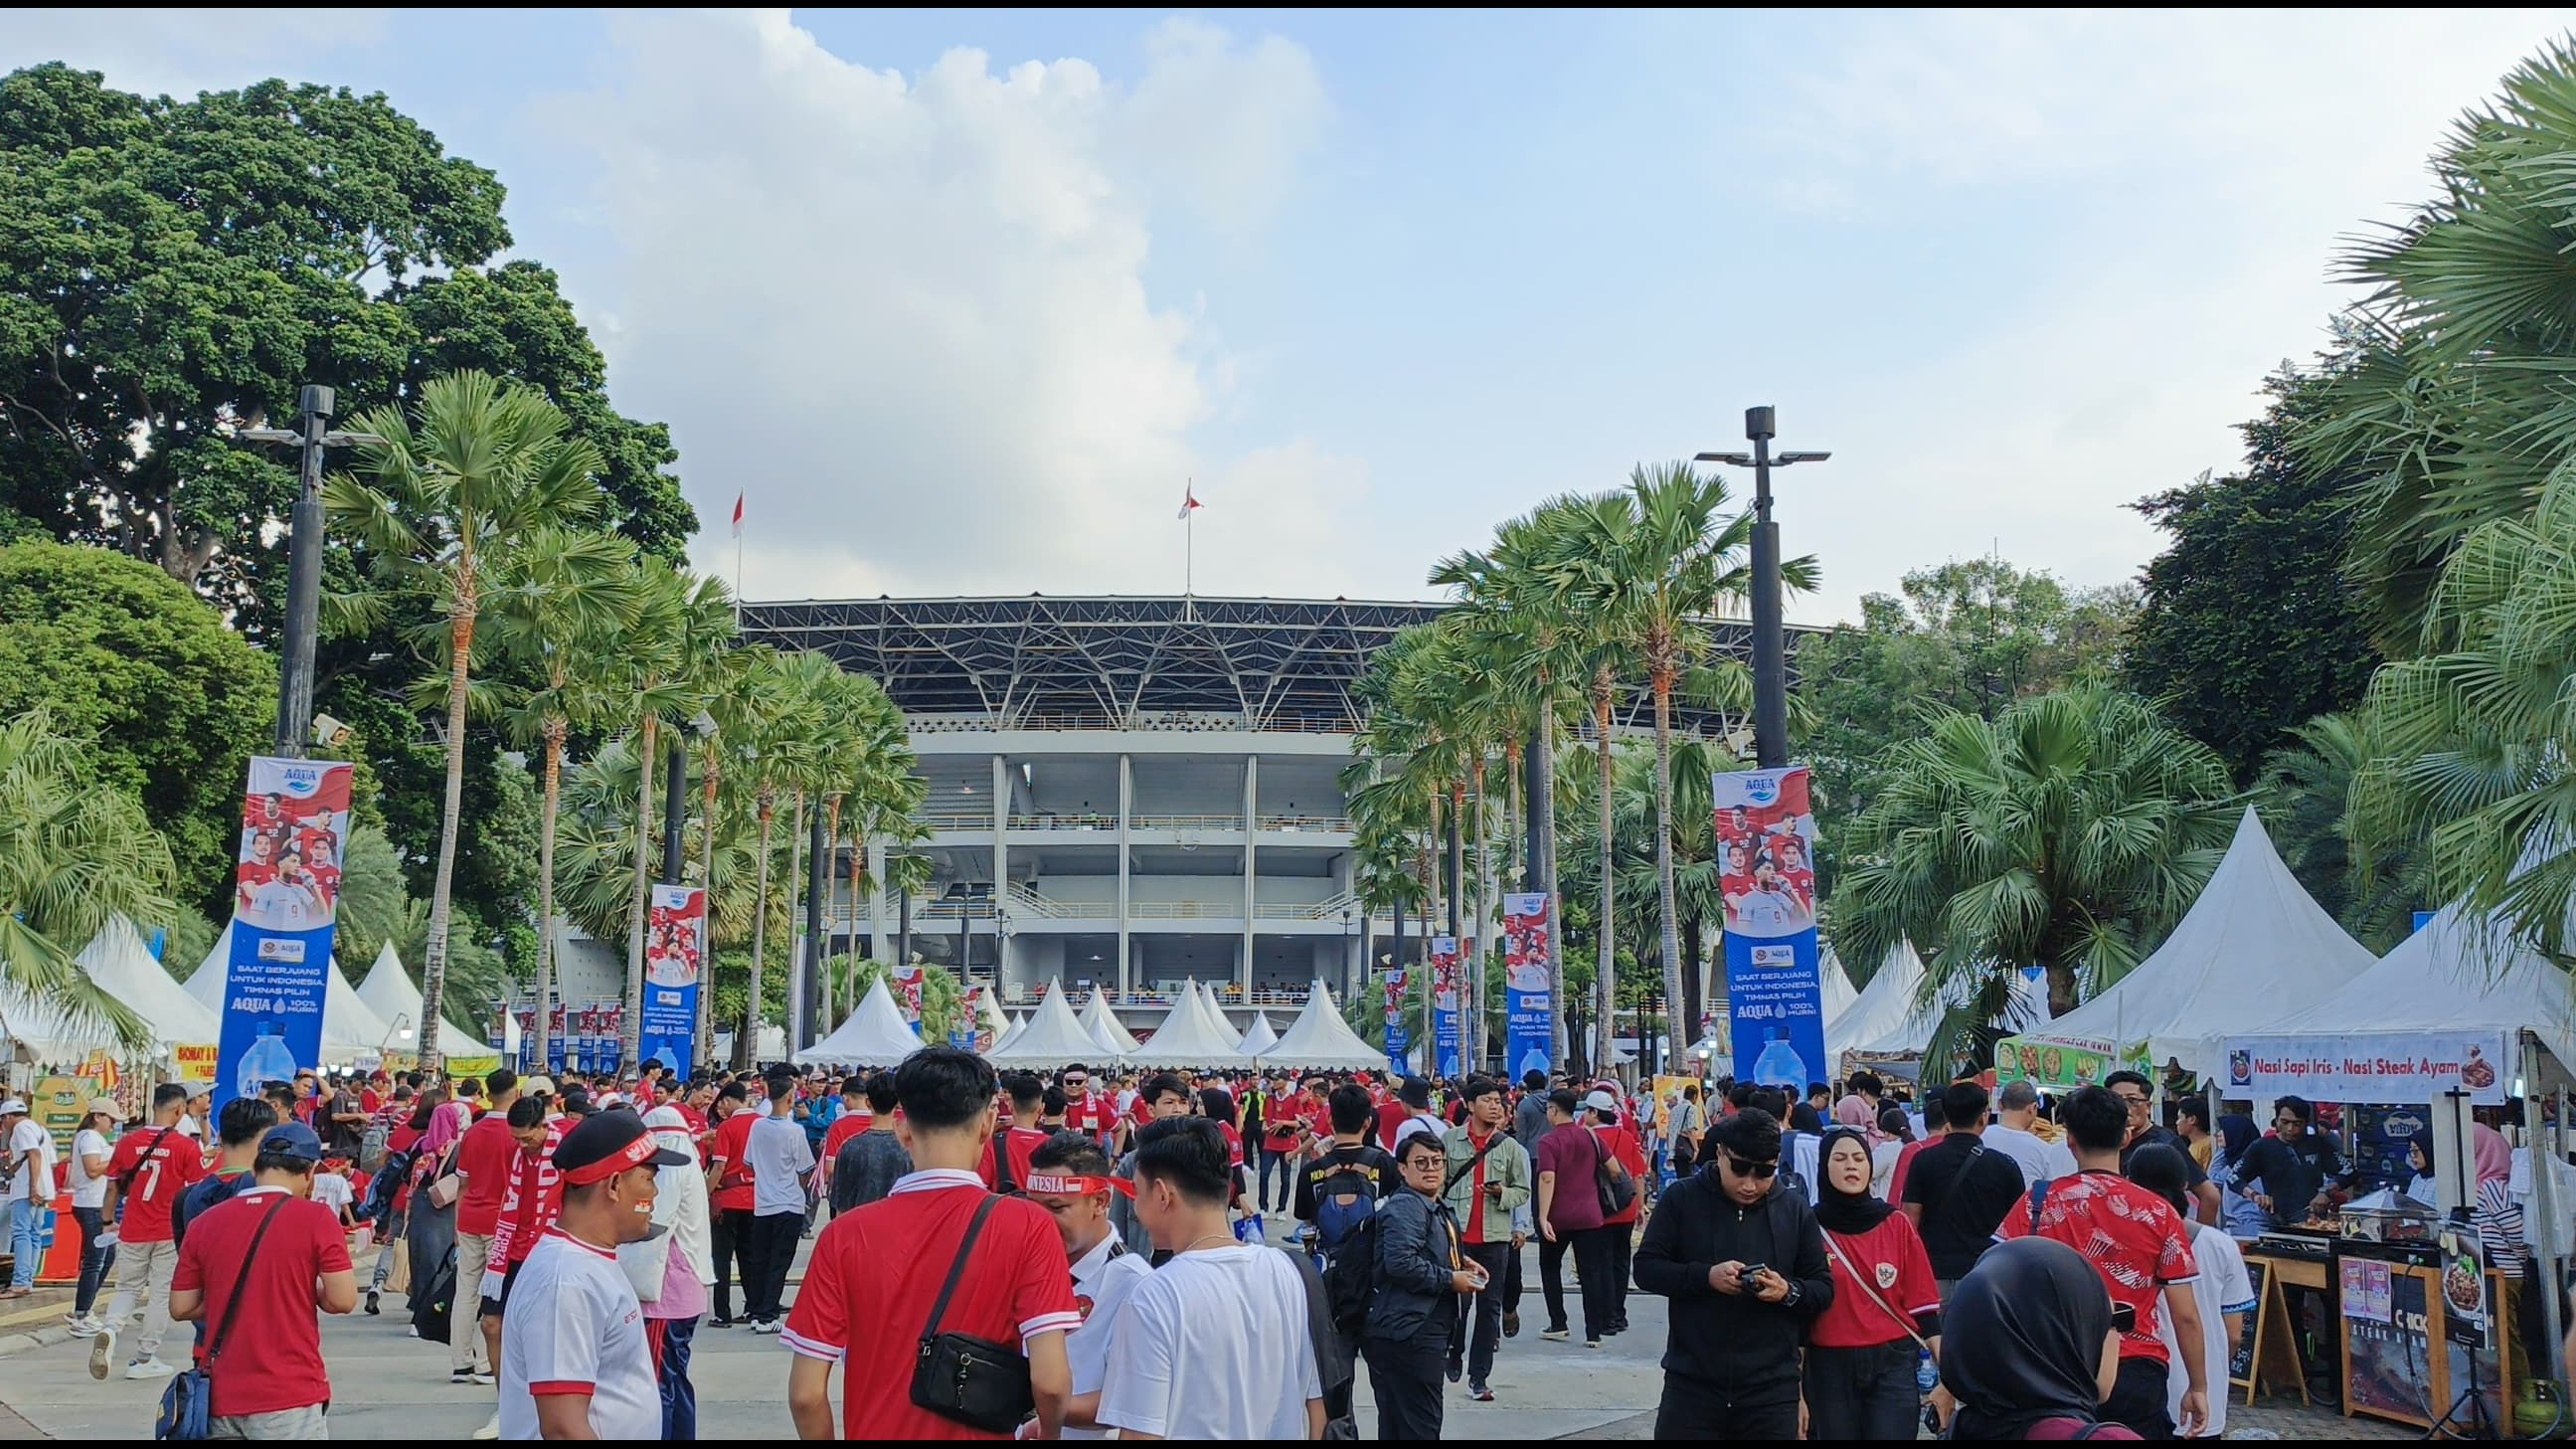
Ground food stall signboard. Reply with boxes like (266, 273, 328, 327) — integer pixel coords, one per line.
(2223, 1030, 2509, 1106)
(1996, 1032, 2130, 1090)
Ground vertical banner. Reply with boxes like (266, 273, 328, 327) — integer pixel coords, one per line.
(638, 884, 704, 1078)
(1429, 937, 1464, 1076)
(1503, 893, 1554, 1081)
(547, 1003, 568, 1075)
(1714, 766, 1825, 1090)
(952, 987, 982, 1051)
(894, 965, 927, 1035)
(215, 758, 354, 1110)
(1382, 968, 1410, 1063)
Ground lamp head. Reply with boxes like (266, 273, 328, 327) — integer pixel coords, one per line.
(1744, 405, 1776, 441)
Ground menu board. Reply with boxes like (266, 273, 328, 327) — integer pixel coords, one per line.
(2228, 1257, 2267, 1392)
(2352, 1104, 2430, 1192)
(2345, 1268, 2433, 1425)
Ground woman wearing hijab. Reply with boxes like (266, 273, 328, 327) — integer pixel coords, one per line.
(634, 1104, 716, 1439)
(1942, 1237, 2136, 1440)
(1834, 1093, 1888, 1147)
(2209, 1113, 2267, 1238)
(1803, 1126, 1941, 1439)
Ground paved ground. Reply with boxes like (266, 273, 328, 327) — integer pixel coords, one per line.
(0, 1214, 2426, 1439)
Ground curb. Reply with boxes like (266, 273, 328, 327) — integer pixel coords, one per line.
(0, 1322, 73, 1359)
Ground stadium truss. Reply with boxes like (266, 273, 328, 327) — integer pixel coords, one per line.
(740, 595, 1805, 737)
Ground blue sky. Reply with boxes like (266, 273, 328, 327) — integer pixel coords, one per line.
(12, 9, 2574, 621)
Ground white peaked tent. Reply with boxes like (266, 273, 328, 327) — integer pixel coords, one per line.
(1126, 981, 1249, 1068)
(1852, 965, 2047, 1057)
(2043, 807, 2374, 1080)
(1823, 943, 1927, 1065)
(1078, 990, 1139, 1055)
(977, 990, 1013, 1050)
(797, 979, 928, 1066)
(0, 916, 223, 1063)
(354, 945, 493, 1063)
(2247, 902, 2576, 1083)
(185, 923, 392, 1065)
(991, 1013, 1030, 1056)
(989, 983, 1116, 1068)
(1818, 948, 1861, 1024)
(1265, 981, 1392, 1072)
(1239, 1012, 1282, 1058)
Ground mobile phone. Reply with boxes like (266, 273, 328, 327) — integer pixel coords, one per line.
(2111, 1302, 2138, 1334)
(1738, 1262, 1770, 1281)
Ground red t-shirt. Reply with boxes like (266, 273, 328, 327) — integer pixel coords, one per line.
(976, 1126, 1050, 1192)
(1998, 1169, 2199, 1364)
(1594, 1124, 1646, 1226)
(1217, 1121, 1245, 1170)
(1811, 1213, 1942, 1348)
(1886, 1136, 1936, 1204)
(709, 1111, 759, 1212)
(105, 1125, 207, 1243)
(453, 1114, 520, 1236)
(819, 1112, 871, 1172)
(173, 1187, 354, 1417)
(782, 1173, 1083, 1439)
(1459, 1127, 1503, 1244)
(1064, 1093, 1117, 1143)
(1374, 1103, 1406, 1152)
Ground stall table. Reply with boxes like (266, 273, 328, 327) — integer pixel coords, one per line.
(2243, 1237, 2514, 1432)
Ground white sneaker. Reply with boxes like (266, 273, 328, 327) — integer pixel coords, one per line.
(471, 1409, 501, 1440)
(87, 1326, 117, 1380)
(124, 1358, 177, 1380)
(63, 1314, 101, 1338)
(753, 1318, 781, 1335)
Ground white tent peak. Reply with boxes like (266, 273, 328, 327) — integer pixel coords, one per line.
(1239, 1011, 1281, 1058)
(1264, 981, 1391, 1072)
(354, 944, 490, 1061)
(1126, 981, 1248, 1068)
(184, 922, 391, 1066)
(797, 979, 927, 1067)
(976, 989, 1012, 1050)
(2257, 900, 2576, 1078)
(990, 983, 1117, 1067)
(1823, 943, 1925, 1065)
(1078, 989, 1139, 1055)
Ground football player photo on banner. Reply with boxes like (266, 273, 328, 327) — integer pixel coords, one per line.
(1431, 936, 1464, 1077)
(1383, 968, 1410, 1062)
(216, 758, 354, 1109)
(638, 884, 705, 1076)
(1714, 766, 1826, 1091)
(1503, 893, 1554, 1079)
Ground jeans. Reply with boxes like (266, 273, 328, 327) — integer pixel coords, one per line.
(1259, 1148, 1294, 1211)
(1803, 1341, 1921, 1440)
(72, 1205, 107, 1314)
(1540, 1226, 1615, 1342)
(741, 1211, 800, 1322)
(1362, 1325, 1451, 1440)
(100, 1238, 179, 1361)
(369, 1204, 407, 1291)
(451, 1231, 493, 1371)
(651, 1314, 700, 1439)
(1654, 1371, 1800, 1439)
(710, 1208, 752, 1321)
(1452, 1240, 1510, 1384)
(3, 1197, 38, 1290)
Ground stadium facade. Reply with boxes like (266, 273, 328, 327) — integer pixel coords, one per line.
(735, 594, 1771, 1036)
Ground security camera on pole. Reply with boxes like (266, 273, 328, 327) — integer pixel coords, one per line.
(231, 385, 386, 758)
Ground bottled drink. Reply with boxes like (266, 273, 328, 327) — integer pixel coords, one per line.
(1750, 1029, 1809, 1090)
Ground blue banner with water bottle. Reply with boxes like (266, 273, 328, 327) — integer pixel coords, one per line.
(636, 884, 704, 1078)
(1382, 968, 1410, 1063)
(215, 757, 354, 1111)
(1430, 936, 1464, 1076)
(1503, 893, 1554, 1079)
(1716, 766, 1826, 1090)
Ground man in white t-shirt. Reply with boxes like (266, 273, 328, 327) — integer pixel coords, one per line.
(2, 1099, 58, 1296)
(2154, 1196, 2257, 1436)
(1101, 1117, 1323, 1440)
(741, 1067, 815, 1333)
(1026, 1136, 1153, 1439)
(1984, 1080, 2079, 1186)
(500, 1112, 686, 1441)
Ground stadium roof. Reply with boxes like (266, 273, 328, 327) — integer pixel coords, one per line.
(739, 594, 1798, 735)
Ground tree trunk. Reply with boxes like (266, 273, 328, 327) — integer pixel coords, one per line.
(1595, 679, 1617, 1081)
(535, 715, 565, 1078)
(898, 868, 913, 969)
(1419, 821, 1437, 1073)
(622, 710, 659, 1068)
(419, 598, 475, 1070)
(745, 795, 773, 1071)
(1651, 671, 1686, 1089)
(1680, 911, 1704, 1064)
(696, 750, 719, 1054)
(2047, 961, 2077, 1018)
(1469, 756, 1491, 1073)
(1533, 721, 1567, 1073)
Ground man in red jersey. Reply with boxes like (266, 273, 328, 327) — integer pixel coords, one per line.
(812, 1075, 872, 1210)
(471, 1096, 570, 1438)
(448, 1068, 525, 1384)
(1061, 1064, 1117, 1148)
(702, 1080, 757, 1326)
(783, 1046, 1077, 1440)
(87, 1083, 205, 1380)
(168, 1123, 357, 1439)
(978, 1073, 1051, 1193)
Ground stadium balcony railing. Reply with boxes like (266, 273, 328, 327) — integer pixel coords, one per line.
(906, 711, 1358, 734)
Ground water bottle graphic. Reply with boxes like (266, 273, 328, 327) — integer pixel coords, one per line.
(1515, 1046, 1551, 1081)
(236, 1020, 300, 1101)
(1751, 1029, 1809, 1089)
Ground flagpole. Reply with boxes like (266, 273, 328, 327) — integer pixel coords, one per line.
(1185, 477, 1194, 622)
(733, 497, 745, 631)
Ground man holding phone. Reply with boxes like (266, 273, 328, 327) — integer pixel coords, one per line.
(1441, 1075, 1532, 1402)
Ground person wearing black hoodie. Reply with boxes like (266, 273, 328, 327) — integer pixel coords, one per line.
(1632, 1107, 1832, 1439)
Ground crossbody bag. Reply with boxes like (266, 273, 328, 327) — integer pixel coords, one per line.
(155, 1194, 290, 1440)
(1819, 1229, 1933, 1352)
(1589, 1128, 1637, 1218)
(911, 1196, 1036, 1434)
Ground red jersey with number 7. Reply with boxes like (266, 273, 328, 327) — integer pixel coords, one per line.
(105, 1128, 206, 1243)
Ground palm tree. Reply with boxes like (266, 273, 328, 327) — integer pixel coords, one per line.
(1834, 687, 2238, 1062)
(0, 708, 168, 1046)
(328, 371, 603, 1065)
(485, 525, 640, 1080)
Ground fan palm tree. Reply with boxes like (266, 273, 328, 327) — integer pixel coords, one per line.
(327, 371, 603, 1064)
(0, 708, 166, 1046)
(1834, 688, 2238, 1062)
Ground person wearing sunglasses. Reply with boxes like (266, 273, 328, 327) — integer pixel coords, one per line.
(1633, 1107, 1832, 1440)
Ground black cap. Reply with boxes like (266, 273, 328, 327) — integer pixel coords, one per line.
(554, 1107, 688, 1185)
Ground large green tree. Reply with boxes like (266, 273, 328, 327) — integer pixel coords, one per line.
(2127, 370, 2381, 784)
(0, 540, 272, 917)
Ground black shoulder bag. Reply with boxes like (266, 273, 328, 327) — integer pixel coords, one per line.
(156, 1193, 289, 1440)
(911, 1195, 1036, 1434)
(1590, 1128, 1637, 1219)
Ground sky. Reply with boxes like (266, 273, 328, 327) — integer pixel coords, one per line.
(11, 8, 2575, 624)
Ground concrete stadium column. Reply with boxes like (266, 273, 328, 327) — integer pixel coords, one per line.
(992, 754, 1009, 990)
(1241, 754, 1259, 999)
(1117, 754, 1133, 998)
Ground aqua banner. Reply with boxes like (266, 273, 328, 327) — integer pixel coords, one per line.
(1382, 968, 1410, 1063)
(1715, 766, 1826, 1090)
(215, 758, 354, 1109)
(637, 884, 704, 1077)
(1503, 892, 1553, 1081)
(1430, 937, 1464, 1076)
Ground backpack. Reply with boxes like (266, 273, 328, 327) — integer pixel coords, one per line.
(1311, 1163, 1379, 1257)
(1322, 1211, 1380, 1337)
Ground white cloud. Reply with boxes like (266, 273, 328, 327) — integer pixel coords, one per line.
(1, 9, 389, 97)
(539, 10, 1335, 602)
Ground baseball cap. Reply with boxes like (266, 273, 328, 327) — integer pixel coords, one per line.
(524, 1075, 558, 1097)
(1582, 1089, 1621, 1116)
(86, 1097, 127, 1123)
(554, 1108, 688, 1185)
(259, 1122, 325, 1165)
(0, 1099, 25, 1117)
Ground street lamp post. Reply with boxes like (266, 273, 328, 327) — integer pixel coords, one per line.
(232, 385, 385, 758)
(1698, 406, 1831, 770)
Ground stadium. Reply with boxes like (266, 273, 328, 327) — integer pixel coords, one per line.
(731, 594, 1771, 1039)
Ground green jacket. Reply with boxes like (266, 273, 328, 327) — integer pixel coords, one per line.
(1441, 1123, 1532, 1243)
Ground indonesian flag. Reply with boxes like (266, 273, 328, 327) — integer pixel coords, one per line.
(731, 491, 745, 537)
(1176, 480, 1200, 520)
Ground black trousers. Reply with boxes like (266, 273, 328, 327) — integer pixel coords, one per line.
(2102, 1356, 2173, 1439)
(1504, 1239, 1524, 1309)
(1803, 1341, 1920, 1440)
(1653, 1371, 1800, 1440)
(1606, 1220, 1631, 1327)
(710, 1207, 753, 1320)
(1452, 1240, 1510, 1383)
(1541, 1226, 1616, 1341)
(1363, 1326, 1451, 1441)
(742, 1210, 801, 1321)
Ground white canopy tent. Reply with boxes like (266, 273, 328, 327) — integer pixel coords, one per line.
(1817, 947, 1861, 1024)
(1125, 981, 1249, 1068)
(184, 923, 393, 1066)
(1822, 943, 1927, 1066)
(796, 979, 929, 1067)
(989, 984, 1116, 1068)
(976, 990, 1013, 1052)
(1850, 961, 2047, 1057)
(1078, 990, 1139, 1055)
(1238, 1012, 1281, 1058)
(354, 944, 496, 1065)
(0, 917, 223, 1065)
(991, 1013, 1030, 1056)
(2042, 807, 2374, 1081)
(1264, 981, 1392, 1073)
